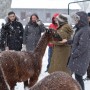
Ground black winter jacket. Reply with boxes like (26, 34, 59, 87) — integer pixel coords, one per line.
(0, 20, 24, 51)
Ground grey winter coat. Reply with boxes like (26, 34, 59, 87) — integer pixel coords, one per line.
(23, 22, 45, 51)
(68, 11, 90, 76)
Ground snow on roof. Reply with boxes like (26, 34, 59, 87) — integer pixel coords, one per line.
(11, 0, 81, 9)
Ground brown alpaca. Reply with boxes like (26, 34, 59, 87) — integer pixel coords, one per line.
(0, 67, 9, 90)
(29, 71, 82, 90)
(0, 29, 56, 90)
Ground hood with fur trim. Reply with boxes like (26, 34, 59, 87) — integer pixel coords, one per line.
(5, 16, 19, 23)
(52, 13, 59, 24)
(56, 14, 67, 23)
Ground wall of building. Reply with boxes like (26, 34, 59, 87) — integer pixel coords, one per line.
(11, 8, 79, 25)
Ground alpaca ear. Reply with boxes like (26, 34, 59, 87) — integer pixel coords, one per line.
(46, 28, 56, 34)
(45, 28, 52, 34)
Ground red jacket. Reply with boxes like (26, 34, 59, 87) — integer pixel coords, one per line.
(48, 13, 59, 47)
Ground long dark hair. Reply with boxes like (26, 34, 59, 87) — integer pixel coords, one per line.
(29, 13, 39, 23)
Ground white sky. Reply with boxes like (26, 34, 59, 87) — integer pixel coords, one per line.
(11, 0, 81, 9)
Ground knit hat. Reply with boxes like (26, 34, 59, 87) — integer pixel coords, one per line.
(56, 14, 67, 23)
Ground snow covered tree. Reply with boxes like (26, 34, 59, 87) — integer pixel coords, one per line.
(0, 0, 12, 18)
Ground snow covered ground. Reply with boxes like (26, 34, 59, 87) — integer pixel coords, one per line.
(14, 47, 90, 90)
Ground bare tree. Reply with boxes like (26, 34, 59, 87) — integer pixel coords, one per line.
(0, 0, 12, 18)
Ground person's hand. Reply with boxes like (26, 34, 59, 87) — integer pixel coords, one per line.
(21, 44, 26, 51)
(59, 39, 67, 44)
(36, 20, 43, 25)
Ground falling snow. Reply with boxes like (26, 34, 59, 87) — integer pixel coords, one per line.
(14, 47, 90, 90)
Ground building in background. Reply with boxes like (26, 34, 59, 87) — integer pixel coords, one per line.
(11, 8, 80, 25)
(11, 0, 81, 25)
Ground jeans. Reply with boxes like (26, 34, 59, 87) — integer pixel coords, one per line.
(46, 47, 53, 71)
(75, 73, 85, 90)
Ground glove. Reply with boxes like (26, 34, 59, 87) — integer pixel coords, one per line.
(36, 20, 43, 26)
(53, 33, 62, 41)
(21, 44, 26, 51)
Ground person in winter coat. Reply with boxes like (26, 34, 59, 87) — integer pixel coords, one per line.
(48, 14, 73, 74)
(86, 12, 90, 80)
(23, 13, 45, 51)
(46, 13, 59, 72)
(0, 11, 24, 51)
(68, 11, 90, 90)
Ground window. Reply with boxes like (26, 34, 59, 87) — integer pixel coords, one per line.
(20, 11, 26, 20)
(46, 13, 51, 22)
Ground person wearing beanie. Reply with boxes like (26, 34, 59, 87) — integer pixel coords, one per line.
(48, 14, 73, 74)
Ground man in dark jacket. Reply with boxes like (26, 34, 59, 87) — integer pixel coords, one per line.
(0, 11, 24, 51)
(68, 11, 90, 90)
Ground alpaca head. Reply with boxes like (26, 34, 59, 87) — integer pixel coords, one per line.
(45, 28, 62, 42)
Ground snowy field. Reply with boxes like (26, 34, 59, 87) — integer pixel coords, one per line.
(12, 47, 90, 90)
